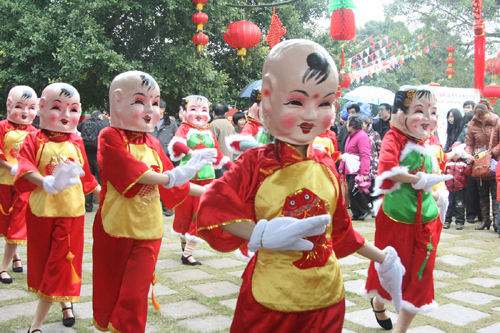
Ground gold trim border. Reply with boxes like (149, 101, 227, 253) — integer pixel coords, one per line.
(123, 170, 150, 196)
(5, 238, 26, 245)
(28, 287, 79, 303)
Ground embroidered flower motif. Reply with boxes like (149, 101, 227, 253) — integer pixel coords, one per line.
(404, 98, 412, 107)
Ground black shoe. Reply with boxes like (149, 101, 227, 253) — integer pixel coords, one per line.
(181, 255, 202, 266)
(0, 270, 13, 284)
(456, 223, 464, 230)
(443, 221, 451, 229)
(370, 298, 392, 330)
(12, 258, 23, 273)
(85, 207, 93, 213)
(350, 215, 359, 220)
(62, 303, 75, 327)
(27, 327, 42, 333)
(163, 209, 173, 217)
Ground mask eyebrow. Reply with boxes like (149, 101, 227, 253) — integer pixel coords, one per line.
(53, 99, 62, 104)
(290, 90, 309, 97)
(323, 92, 336, 98)
(134, 93, 146, 97)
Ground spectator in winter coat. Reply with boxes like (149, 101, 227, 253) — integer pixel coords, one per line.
(444, 142, 472, 230)
(443, 108, 464, 152)
(372, 103, 392, 140)
(209, 102, 235, 177)
(339, 114, 371, 220)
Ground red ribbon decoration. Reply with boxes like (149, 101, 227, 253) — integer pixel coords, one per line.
(474, 20, 486, 93)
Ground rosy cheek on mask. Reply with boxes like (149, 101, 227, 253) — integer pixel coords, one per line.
(50, 113, 59, 123)
(133, 110, 143, 121)
(71, 114, 80, 125)
(321, 114, 333, 129)
(281, 114, 297, 130)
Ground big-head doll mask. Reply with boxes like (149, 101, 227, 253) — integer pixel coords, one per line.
(260, 39, 339, 145)
(110, 71, 161, 132)
(6, 85, 38, 125)
(182, 95, 211, 128)
(39, 83, 81, 133)
(391, 85, 438, 141)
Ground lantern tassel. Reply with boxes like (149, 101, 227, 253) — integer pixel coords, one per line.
(474, 20, 486, 93)
(197, 24, 203, 31)
(341, 45, 345, 67)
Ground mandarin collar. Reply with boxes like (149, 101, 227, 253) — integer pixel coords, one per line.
(274, 140, 316, 166)
(181, 122, 210, 131)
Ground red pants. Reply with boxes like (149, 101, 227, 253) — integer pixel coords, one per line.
(93, 210, 161, 333)
(0, 184, 29, 244)
(26, 208, 84, 302)
(173, 179, 211, 239)
(365, 211, 442, 311)
(231, 256, 345, 333)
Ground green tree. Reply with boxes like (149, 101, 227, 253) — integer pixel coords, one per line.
(0, 0, 337, 115)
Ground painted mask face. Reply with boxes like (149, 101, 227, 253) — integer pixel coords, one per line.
(398, 93, 437, 140)
(184, 97, 210, 128)
(261, 41, 339, 145)
(39, 83, 81, 133)
(6, 86, 38, 125)
(111, 72, 161, 132)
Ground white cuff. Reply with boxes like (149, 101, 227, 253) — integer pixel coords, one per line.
(162, 170, 175, 189)
(248, 220, 267, 252)
(10, 164, 18, 175)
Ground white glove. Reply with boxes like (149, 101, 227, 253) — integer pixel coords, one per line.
(341, 153, 360, 173)
(412, 172, 452, 193)
(375, 246, 406, 313)
(163, 154, 211, 189)
(247, 214, 331, 252)
(43, 161, 84, 194)
(451, 144, 472, 159)
(435, 188, 449, 224)
(190, 148, 217, 164)
(10, 164, 18, 176)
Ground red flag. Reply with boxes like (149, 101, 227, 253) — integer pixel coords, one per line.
(370, 54, 375, 61)
(368, 36, 374, 44)
(390, 50, 395, 56)
(371, 44, 376, 51)
(353, 54, 358, 61)
(387, 43, 392, 49)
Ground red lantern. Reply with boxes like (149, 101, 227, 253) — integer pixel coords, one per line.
(329, 0, 356, 41)
(486, 58, 500, 79)
(224, 21, 261, 57)
(446, 46, 456, 54)
(193, 33, 209, 52)
(192, 12, 208, 31)
(192, 0, 208, 10)
(339, 72, 351, 91)
(483, 83, 500, 105)
(446, 57, 455, 67)
(446, 68, 455, 79)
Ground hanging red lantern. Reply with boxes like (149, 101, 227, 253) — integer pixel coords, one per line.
(483, 83, 500, 105)
(446, 68, 455, 79)
(446, 46, 455, 54)
(193, 33, 209, 52)
(329, 0, 356, 41)
(474, 20, 486, 93)
(446, 57, 455, 67)
(339, 72, 351, 91)
(223, 21, 261, 58)
(192, 0, 208, 10)
(192, 12, 208, 31)
(485, 58, 500, 80)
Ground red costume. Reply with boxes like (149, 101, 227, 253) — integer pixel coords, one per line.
(0, 120, 36, 244)
(14, 129, 98, 302)
(197, 142, 365, 332)
(365, 128, 442, 313)
(314, 130, 338, 157)
(93, 127, 190, 333)
(168, 122, 228, 242)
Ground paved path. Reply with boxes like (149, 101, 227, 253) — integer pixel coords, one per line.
(1, 211, 499, 332)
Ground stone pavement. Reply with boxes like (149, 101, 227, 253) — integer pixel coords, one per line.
(1, 211, 500, 332)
